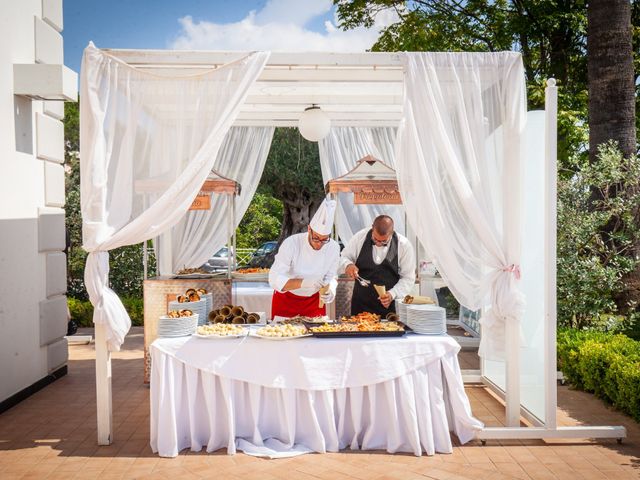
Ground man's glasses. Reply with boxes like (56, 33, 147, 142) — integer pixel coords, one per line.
(372, 237, 390, 247)
(310, 233, 331, 244)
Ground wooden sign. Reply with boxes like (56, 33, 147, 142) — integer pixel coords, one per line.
(354, 190, 402, 205)
(189, 193, 211, 210)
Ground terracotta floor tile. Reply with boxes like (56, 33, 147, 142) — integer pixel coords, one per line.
(0, 327, 638, 480)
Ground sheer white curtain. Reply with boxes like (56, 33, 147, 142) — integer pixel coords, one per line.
(80, 43, 269, 350)
(396, 52, 526, 360)
(318, 127, 405, 242)
(157, 127, 275, 275)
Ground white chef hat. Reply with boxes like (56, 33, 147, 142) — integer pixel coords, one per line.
(309, 198, 336, 236)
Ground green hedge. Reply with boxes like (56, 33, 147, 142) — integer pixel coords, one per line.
(68, 297, 144, 327)
(557, 329, 640, 421)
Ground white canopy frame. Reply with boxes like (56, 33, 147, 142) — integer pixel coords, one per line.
(87, 49, 625, 446)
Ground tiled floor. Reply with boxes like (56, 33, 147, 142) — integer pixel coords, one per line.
(0, 327, 638, 479)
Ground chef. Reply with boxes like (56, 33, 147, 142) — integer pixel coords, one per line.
(340, 215, 416, 317)
(269, 198, 340, 319)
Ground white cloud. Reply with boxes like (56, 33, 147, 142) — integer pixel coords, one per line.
(169, 0, 398, 52)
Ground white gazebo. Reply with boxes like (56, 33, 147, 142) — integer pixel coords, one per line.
(80, 46, 625, 447)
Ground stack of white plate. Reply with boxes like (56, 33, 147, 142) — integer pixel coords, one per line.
(405, 304, 446, 335)
(157, 314, 198, 337)
(201, 293, 213, 317)
(396, 301, 409, 324)
(168, 299, 207, 326)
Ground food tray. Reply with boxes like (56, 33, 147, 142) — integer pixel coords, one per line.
(310, 330, 405, 338)
(231, 272, 269, 280)
(172, 273, 217, 279)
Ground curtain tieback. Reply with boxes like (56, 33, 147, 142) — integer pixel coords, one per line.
(502, 264, 521, 280)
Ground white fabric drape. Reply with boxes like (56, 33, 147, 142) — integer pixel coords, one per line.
(318, 127, 405, 242)
(150, 335, 483, 458)
(157, 127, 275, 276)
(80, 43, 269, 350)
(396, 52, 526, 360)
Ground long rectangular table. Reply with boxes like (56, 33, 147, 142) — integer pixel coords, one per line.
(150, 332, 483, 458)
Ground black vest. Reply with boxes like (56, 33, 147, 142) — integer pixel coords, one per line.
(351, 230, 400, 317)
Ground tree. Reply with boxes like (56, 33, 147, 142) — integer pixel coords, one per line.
(557, 143, 640, 329)
(587, 0, 638, 311)
(588, 0, 636, 161)
(334, 0, 590, 167)
(335, 0, 640, 321)
(259, 127, 325, 245)
(235, 192, 283, 248)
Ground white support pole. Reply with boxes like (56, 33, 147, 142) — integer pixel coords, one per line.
(143, 240, 148, 280)
(227, 195, 233, 279)
(479, 426, 626, 442)
(505, 295, 521, 426)
(231, 195, 237, 271)
(330, 193, 338, 241)
(544, 79, 559, 428)
(95, 322, 113, 445)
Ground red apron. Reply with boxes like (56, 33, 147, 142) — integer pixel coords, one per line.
(271, 290, 326, 318)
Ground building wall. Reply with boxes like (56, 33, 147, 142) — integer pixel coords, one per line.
(0, 0, 74, 402)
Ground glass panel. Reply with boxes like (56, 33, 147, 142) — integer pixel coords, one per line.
(518, 111, 547, 422)
(482, 111, 547, 423)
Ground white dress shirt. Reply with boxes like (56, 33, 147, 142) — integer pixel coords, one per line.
(269, 233, 340, 297)
(339, 228, 416, 300)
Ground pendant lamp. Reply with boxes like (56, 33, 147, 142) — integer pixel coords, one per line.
(298, 104, 331, 142)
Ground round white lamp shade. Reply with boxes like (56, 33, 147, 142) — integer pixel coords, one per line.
(298, 105, 331, 142)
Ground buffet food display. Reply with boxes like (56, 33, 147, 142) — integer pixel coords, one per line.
(208, 304, 261, 324)
(403, 294, 435, 305)
(195, 323, 247, 338)
(231, 267, 270, 280)
(176, 288, 206, 303)
(255, 323, 309, 339)
(310, 313, 405, 337)
(174, 267, 214, 278)
(235, 267, 270, 274)
(166, 309, 193, 318)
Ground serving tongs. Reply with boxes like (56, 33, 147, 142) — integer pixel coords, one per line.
(355, 274, 371, 287)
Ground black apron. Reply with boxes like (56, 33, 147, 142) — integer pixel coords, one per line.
(351, 230, 400, 317)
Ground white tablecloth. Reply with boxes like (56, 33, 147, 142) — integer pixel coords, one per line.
(233, 281, 273, 319)
(150, 332, 483, 458)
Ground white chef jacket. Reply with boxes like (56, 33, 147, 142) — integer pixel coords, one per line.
(339, 227, 416, 300)
(269, 233, 340, 297)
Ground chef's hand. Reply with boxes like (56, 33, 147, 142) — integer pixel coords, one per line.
(379, 292, 393, 308)
(320, 289, 335, 304)
(345, 263, 359, 279)
(301, 276, 324, 292)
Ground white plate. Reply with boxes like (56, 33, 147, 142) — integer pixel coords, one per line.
(250, 331, 311, 340)
(192, 331, 247, 339)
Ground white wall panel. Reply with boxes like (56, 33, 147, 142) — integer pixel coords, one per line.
(43, 100, 64, 120)
(36, 112, 64, 162)
(46, 251, 66, 297)
(42, 0, 63, 32)
(44, 161, 65, 207)
(34, 16, 63, 64)
(38, 207, 65, 251)
(47, 338, 68, 372)
(39, 295, 67, 346)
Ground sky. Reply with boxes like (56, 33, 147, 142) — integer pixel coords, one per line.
(63, 0, 398, 73)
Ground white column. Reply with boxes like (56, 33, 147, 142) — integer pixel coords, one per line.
(95, 322, 113, 445)
(544, 79, 558, 428)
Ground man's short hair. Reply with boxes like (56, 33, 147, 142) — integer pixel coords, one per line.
(373, 215, 394, 236)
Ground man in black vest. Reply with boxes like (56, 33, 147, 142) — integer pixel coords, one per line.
(340, 215, 416, 317)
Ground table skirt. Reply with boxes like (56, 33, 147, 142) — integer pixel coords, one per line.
(150, 344, 482, 458)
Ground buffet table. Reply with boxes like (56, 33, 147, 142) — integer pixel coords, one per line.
(150, 333, 483, 458)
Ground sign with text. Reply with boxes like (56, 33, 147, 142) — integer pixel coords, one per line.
(189, 193, 211, 210)
(354, 190, 402, 205)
